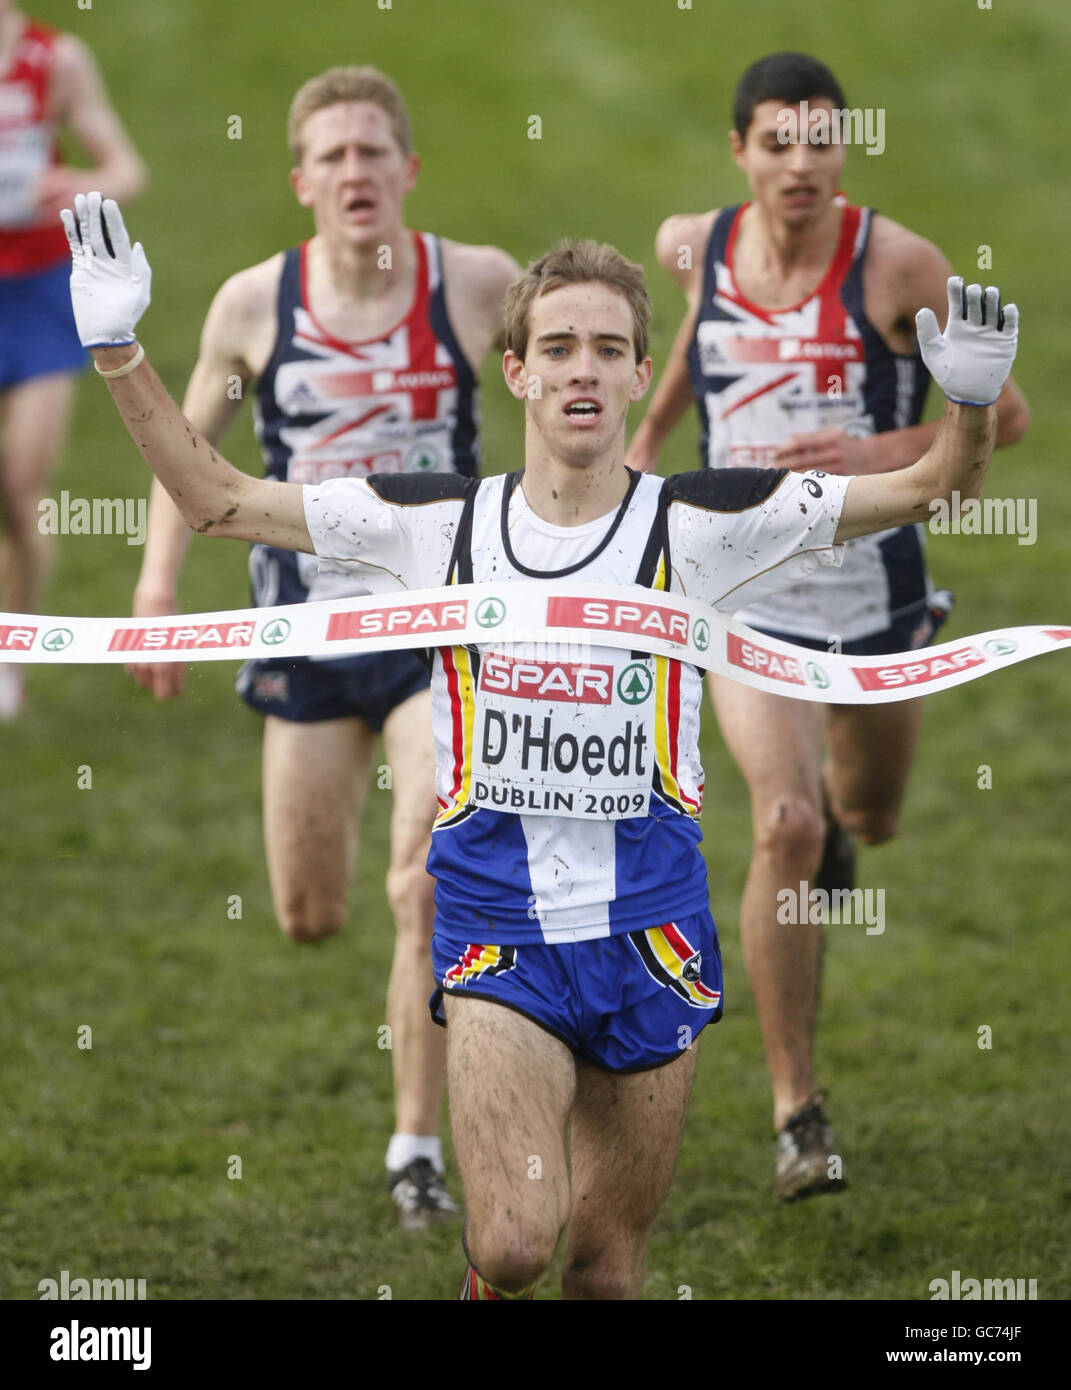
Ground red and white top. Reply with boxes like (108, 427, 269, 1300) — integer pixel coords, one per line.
(0, 18, 69, 275)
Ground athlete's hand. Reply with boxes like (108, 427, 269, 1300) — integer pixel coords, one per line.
(774, 427, 875, 475)
(127, 588, 186, 700)
(60, 191, 151, 348)
(916, 276, 1019, 407)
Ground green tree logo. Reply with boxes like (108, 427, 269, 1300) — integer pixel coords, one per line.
(805, 661, 831, 689)
(475, 598, 506, 628)
(692, 619, 710, 652)
(261, 619, 291, 645)
(617, 663, 654, 704)
(42, 628, 73, 651)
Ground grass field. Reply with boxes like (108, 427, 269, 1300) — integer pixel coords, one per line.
(1, 0, 1069, 1301)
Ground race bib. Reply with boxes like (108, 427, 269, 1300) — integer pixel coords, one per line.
(468, 643, 658, 819)
(0, 121, 49, 229)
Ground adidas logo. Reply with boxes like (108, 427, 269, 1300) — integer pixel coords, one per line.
(284, 381, 321, 411)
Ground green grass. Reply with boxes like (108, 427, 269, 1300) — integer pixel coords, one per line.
(1, 0, 1068, 1300)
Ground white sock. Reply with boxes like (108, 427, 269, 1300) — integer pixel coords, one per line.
(386, 1134, 443, 1174)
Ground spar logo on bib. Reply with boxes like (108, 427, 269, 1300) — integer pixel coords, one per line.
(617, 663, 653, 704)
(545, 596, 690, 645)
(107, 622, 255, 652)
(853, 645, 985, 691)
(726, 632, 805, 685)
(326, 598, 468, 642)
(479, 652, 614, 704)
(43, 628, 74, 652)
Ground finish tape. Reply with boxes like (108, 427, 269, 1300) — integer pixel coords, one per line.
(0, 580, 1067, 704)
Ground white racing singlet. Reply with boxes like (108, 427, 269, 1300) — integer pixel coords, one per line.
(449, 472, 700, 823)
(302, 462, 849, 943)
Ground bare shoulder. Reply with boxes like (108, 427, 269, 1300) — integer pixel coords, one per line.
(865, 214, 951, 297)
(655, 210, 718, 288)
(50, 32, 95, 82)
(210, 253, 284, 322)
(438, 240, 522, 362)
(201, 253, 285, 367)
(440, 238, 522, 299)
(47, 33, 99, 109)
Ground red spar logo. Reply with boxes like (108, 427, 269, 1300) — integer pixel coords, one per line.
(726, 632, 805, 685)
(108, 622, 255, 652)
(479, 653, 613, 703)
(853, 646, 985, 690)
(327, 599, 468, 641)
(0, 624, 36, 650)
(545, 597, 689, 645)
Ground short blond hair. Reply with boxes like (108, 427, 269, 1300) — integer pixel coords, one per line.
(288, 66, 412, 164)
(504, 240, 652, 362)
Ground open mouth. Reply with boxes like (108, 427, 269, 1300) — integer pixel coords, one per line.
(344, 195, 377, 216)
(564, 399, 602, 423)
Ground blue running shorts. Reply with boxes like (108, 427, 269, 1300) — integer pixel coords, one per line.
(430, 910, 723, 1072)
(0, 261, 87, 389)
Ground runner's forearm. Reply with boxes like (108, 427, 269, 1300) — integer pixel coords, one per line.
(909, 401, 996, 504)
(93, 344, 251, 535)
(838, 401, 996, 541)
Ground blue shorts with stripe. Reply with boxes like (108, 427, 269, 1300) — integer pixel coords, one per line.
(236, 650, 430, 731)
(430, 910, 723, 1072)
(0, 261, 87, 390)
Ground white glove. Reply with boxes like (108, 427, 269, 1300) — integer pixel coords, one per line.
(915, 276, 1018, 407)
(60, 191, 151, 348)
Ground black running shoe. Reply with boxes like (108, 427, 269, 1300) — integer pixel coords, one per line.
(816, 814, 856, 895)
(388, 1158, 461, 1230)
(775, 1092, 846, 1202)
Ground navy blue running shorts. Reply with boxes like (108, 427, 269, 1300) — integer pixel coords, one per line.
(236, 650, 430, 730)
(752, 592, 954, 657)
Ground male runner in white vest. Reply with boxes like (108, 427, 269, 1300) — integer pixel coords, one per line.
(125, 68, 519, 1228)
(626, 52, 1030, 1200)
(66, 193, 1018, 1297)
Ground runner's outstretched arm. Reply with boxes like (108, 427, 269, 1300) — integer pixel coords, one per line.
(835, 277, 1018, 542)
(63, 193, 311, 552)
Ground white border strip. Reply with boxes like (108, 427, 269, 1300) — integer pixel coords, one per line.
(1, 581, 1067, 705)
